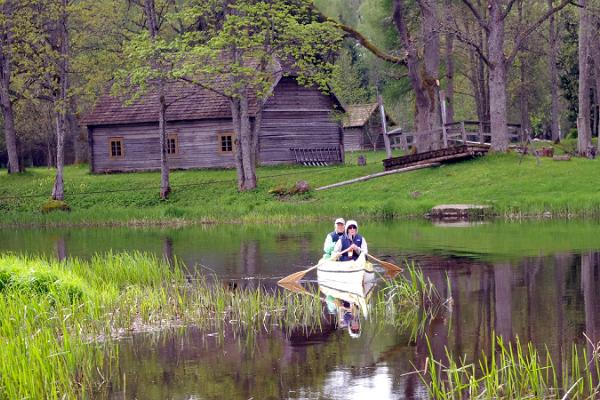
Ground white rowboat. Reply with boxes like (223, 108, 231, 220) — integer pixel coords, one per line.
(316, 253, 375, 296)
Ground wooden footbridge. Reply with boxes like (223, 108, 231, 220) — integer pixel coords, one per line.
(315, 120, 523, 191)
(383, 121, 523, 171)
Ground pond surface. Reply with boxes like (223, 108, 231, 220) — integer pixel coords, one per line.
(2, 220, 600, 399)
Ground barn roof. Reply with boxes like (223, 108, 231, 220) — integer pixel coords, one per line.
(342, 102, 397, 128)
(342, 103, 378, 128)
(80, 80, 261, 126)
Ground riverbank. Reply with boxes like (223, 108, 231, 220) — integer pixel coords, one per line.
(1, 148, 600, 226)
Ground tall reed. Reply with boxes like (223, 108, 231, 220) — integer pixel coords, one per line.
(421, 335, 600, 399)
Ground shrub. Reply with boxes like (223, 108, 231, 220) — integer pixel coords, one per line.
(40, 199, 71, 213)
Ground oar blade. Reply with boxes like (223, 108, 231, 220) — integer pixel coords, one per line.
(379, 259, 403, 273)
(278, 269, 310, 284)
(366, 253, 403, 273)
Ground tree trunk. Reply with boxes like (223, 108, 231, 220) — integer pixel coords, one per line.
(144, 0, 171, 199)
(444, 0, 455, 124)
(548, 0, 560, 142)
(393, 0, 434, 152)
(239, 91, 256, 190)
(488, 0, 509, 151)
(230, 98, 246, 190)
(518, 1, 530, 137)
(52, 0, 69, 201)
(422, 0, 441, 138)
(158, 93, 170, 199)
(52, 112, 65, 200)
(577, 0, 592, 155)
(0, 0, 21, 173)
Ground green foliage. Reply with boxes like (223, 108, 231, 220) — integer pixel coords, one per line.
(40, 199, 71, 213)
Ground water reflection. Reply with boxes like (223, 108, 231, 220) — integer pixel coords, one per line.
(4, 222, 600, 398)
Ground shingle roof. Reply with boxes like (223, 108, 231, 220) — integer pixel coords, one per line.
(81, 80, 260, 126)
(342, 103, 379, 128)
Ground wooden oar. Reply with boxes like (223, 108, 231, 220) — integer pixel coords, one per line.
(366, 253, 403, 273)
(278, 261, 324, 284)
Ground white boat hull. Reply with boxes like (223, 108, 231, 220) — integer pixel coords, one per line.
(316, 253, 375, 296)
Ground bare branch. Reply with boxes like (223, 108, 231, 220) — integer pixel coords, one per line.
(440, 25, 491, 66)
(502, 0, 520, 20)
(506, 0, 574, 65)
(460, 0, 489, 32)
(309, 3, 406, 65)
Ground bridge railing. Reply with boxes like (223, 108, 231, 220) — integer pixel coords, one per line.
(387, 121, 523, 150)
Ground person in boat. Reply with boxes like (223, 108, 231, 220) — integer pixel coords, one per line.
(323, 217, 346, 259)
(332, 219, 368, 261)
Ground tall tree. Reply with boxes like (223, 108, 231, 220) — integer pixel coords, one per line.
(457, 0, 572, 150)
(115, 0, 177, 198)
(444, 0, 455, 123)
(393, 0, 441, 152)
(172, 0, 342, 191)
(548, 0, 560, 141)
(0, 0, 26, 173)
(144, 0, 171, 199)
(577, 0, 592, 155)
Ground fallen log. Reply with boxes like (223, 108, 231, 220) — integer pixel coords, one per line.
(315, 162, 440, 191)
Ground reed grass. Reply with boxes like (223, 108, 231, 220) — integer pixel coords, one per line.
(421, 335, 600, 399)
(0, 253, 333, 398)
(371, 261, 449, 340)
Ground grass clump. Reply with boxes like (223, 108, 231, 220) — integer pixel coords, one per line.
(40, 199, 71, 213)
(422, 335, 600, 399)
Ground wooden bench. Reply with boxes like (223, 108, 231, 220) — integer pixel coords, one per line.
(290, 147, 343, 166)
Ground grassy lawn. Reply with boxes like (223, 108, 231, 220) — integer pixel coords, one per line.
(1, 146, 600, 225)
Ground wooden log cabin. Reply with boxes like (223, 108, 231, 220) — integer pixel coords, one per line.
(81, 76, 345, 173)
(342, 103, 395, 151)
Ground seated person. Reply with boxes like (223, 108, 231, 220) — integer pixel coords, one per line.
(332, 220, 368, 261)
(323, 217, 345, 259)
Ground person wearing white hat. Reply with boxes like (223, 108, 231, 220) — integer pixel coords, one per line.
(332, 219, 368, 261)
(323, 218, 346, 259)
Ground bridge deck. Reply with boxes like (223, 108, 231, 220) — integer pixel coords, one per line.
(383, 144, 490, 171)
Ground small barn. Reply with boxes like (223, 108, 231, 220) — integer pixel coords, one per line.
(81, 76, 345, 173)
(342, 103, 394, 151)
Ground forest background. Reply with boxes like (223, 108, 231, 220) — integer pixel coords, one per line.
(0, 0, 598, 185)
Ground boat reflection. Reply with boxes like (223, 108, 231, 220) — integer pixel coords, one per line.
(279, 272, 377, 339)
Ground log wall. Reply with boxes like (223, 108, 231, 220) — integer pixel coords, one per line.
(90, 119, 236, 173)
(259, 77, 342, 164)
(89, 77, 344, 172)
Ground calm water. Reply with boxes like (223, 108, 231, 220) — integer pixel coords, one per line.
(2, 220, 600, 399)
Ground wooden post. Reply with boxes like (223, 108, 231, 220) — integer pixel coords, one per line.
(378, 94, 392, 159)
(479, 121, 484, 144)
(87, 126, 94, 173)
(460, 121, 467, 144)
(439, 88, 448, 148)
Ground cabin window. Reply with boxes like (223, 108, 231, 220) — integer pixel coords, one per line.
(217, 133, 234, 153)
(109, 137, 124, 159)
(167, 134, 179, 155)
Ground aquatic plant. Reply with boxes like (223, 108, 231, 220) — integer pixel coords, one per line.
(0, 253, 333, 399)
(372, 261, 449, 339)
(421, 334, 600, 399)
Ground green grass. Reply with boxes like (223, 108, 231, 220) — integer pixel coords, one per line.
(2, 147, 600, 226)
